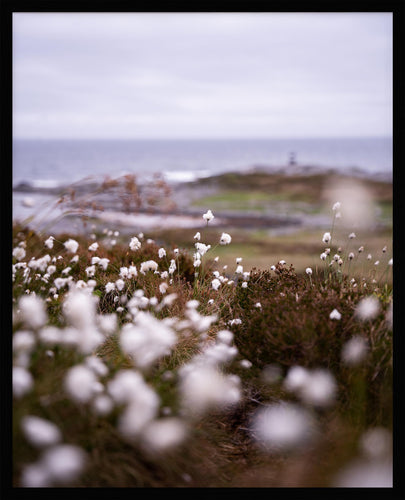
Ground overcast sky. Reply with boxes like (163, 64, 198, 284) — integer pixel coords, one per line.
(13, 12, 392, 139)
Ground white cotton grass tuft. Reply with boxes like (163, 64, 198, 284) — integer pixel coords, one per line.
(341, 336, 369, 366)
(211, 278, 221, 290)
(13, 246, 26, 261)
(359, 427, 392, 460)
(64, 239, 79, 254)
(108, 371, 160, 439)
(202, 209, 214, 222)
(26, 444, 87, 487)
(62, 291, 103, 353)
(129, 236, 142, 251)
(139, 418, 188, 455)
(119, 312, 177, 369)
(92, 394, 114, 416)
(64, 364, 99, 403)
(13, 366, 34, 398)
(250, 402, 318, 453)
(13, 330, 36, 354)
(18, 294, 47, 329)
(216, 329, 234, 345)
(219, 232, 232, 245)
(21, 416, 62, 448)
(354, 296, 380, 321)
(44, 236, 54, 249)
(298, 369, 337, 408)
(178, 364, 241, 417)
(322, 232, 331, 244)
(283, 365, 310, 393)
(140, 260, 158, 274)
(284, 366, 337, 408)
(329, 308, 342, 320)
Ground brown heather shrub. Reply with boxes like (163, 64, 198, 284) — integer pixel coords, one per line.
(226, 263, 392, 428)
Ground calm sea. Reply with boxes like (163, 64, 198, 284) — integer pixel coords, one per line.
(13, 137, 392, 189)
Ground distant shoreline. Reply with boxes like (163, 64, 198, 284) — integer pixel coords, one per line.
(13, 163, 393, 194)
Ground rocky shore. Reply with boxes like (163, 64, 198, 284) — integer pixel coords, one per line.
(12, 167, 392, 236)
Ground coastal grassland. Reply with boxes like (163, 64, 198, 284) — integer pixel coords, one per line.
(12, 196, 393, 488)
(145, 225, 392, 282)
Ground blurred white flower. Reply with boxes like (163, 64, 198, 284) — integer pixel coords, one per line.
(179, 365, 241, 416)
(98, 258, 109, 270)
(216, 329, 234, 345)
(13, 366, 34, 398)
(251, 402, 318, 452)
(13, 247, 26, 261)
(120, 312, 177, 369)
(115, 279, 125, 291)
(240, 359, 252, 369)
(21, 416, 62, 448)
(355, 296, 380, 321)
(329, 308, 342, 320)
(28, 254, 51, 273)
(108, 370, 160, 438)
(193, 232, 201, 241)
(40, 444, 87, 484)
(322, 232, 331, 244)
(129, 237, 141, 251)
(195, 242, 211, 255)
(158, 248, 166, 258)
(64, 364, 99, 403)
(299, 369, 337, 408)
(13, 330, 36, 354)
(18, 294, 47, 329)
(211, 278, 221, 290)
(332, 202, 341, 211)
(202, 209, 214, 222)
(105, 282, 115, 293)
(341, 336, 369, 366)
(140, 260, 158, 274)
(349, 232, 356, 239)
(283, 365, 310, 393)
(320, 252, 327, 261)
(44, 236, 54, 249)
(88, 242, 98, 251)
(359, 427, 392, 460)
(168, 259, 176, 274)
(140, 418, 188, 454)
(92, 395, 114, 416)
(220, 232, 232, 245)
(85, 265, 96, 277)
(305, 267, 312, 275)
(64, 239, 79, 254)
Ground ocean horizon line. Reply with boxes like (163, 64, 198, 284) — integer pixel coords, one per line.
(13, 135, 392, 142)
